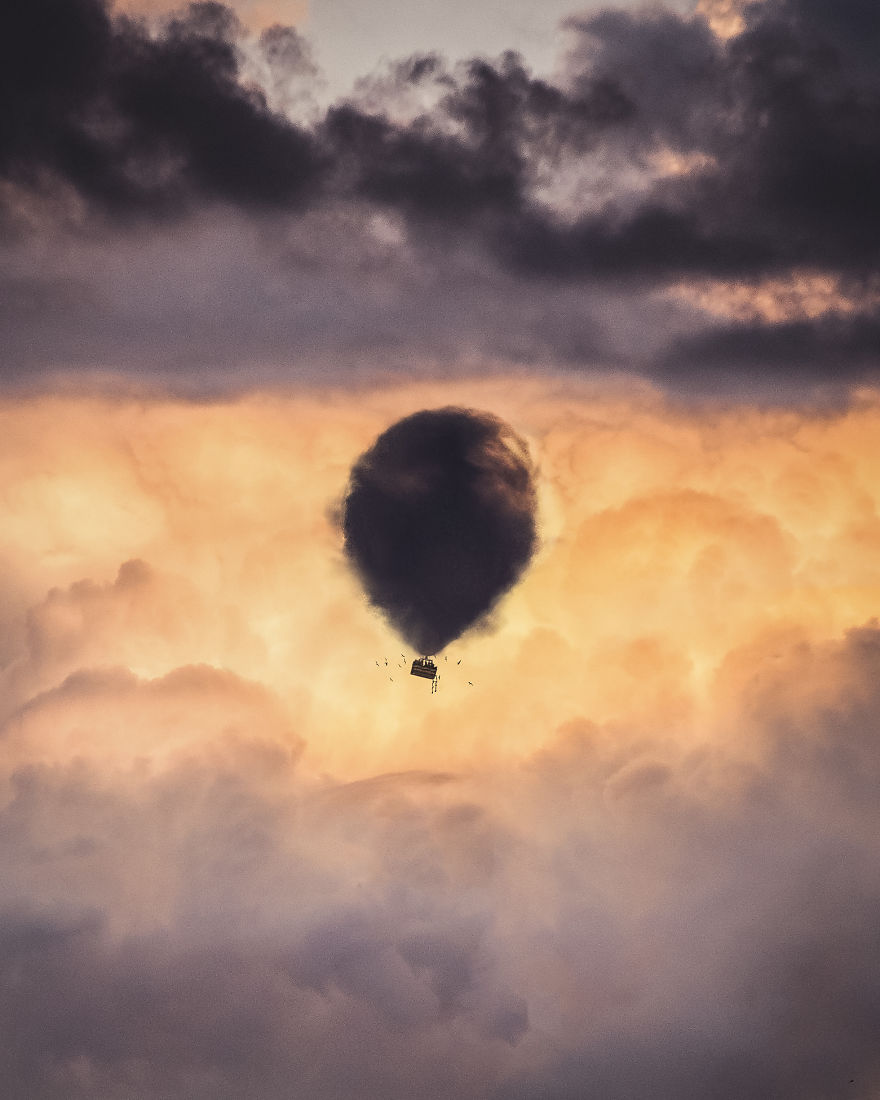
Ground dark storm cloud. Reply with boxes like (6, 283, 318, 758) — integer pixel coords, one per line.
(563, 6, 726, 152)
(322, 52, 632, 227)
(715, 0, 880, 270)
(306, 0, 880, 287)
(0, 0, 637, 383)
(492, 0, 880, 283)
(0, 0, 632, 233)
(2, 0, 879, 388)
(319, 0, 880, 295)
(4, 0, 878, 271)
(0, 225, 618, 387)
(341, 408, 537, 655)
(0, 0, 320, 225)
(499, 205, 774, 280)
(657, 309, 880, 389)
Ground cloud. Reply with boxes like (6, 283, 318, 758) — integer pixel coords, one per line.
(0, 0, 319, 228)
(494, 0, 879, 285)
(0, 0, 630, 235)
(1, 381, 880, 1095)
(656, 309, 880, 392)
(2, 617, 880, 1097)
(2, 0, 878, 391)
(662, 272, 880, 325)
(309, 0, 880, 293)
(116, 0, 309, 30)
(696, 0, 765, 39)
(3, 0, 880, 1083)
(4, 378, 880, 770)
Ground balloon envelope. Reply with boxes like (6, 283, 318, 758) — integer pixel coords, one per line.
(342, 407, 537, 654)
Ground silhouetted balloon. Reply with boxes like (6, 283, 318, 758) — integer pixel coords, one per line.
(342, 407, 537, 654)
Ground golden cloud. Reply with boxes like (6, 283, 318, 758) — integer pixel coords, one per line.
(1, 378, 879, 780)
(695, 0, 766, 39)
(2, 378, 880, 1097)
(662, 271, 880, 324)
(113, 0, 308, 29)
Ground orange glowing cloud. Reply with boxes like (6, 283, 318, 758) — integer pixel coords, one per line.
(1, 378, 880, 781)
(695, 0, 767, 38)
(3, 377, 880, 1098)
(113, 0, 308, 29)
(662, 271, 880, 324)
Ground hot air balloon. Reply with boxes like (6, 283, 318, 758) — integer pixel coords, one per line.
(342, 407, 537, 656)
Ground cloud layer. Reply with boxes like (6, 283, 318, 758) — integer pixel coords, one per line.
(3, 0, 879, 1093)
(1, 380, 880, 1096)
(2, 0, 878, 391)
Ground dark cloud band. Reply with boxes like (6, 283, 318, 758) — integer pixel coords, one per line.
(3, 0, 879, 391)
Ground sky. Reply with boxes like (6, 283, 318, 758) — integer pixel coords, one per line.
(2, 0, 880, 1097)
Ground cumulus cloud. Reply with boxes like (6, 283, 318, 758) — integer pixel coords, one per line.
(0, 0, 320, 227)
(0, 381, 880, 1096)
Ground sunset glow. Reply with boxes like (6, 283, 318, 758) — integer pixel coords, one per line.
(3, 380, 880, 783)
(3, 0, 880, 1094)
